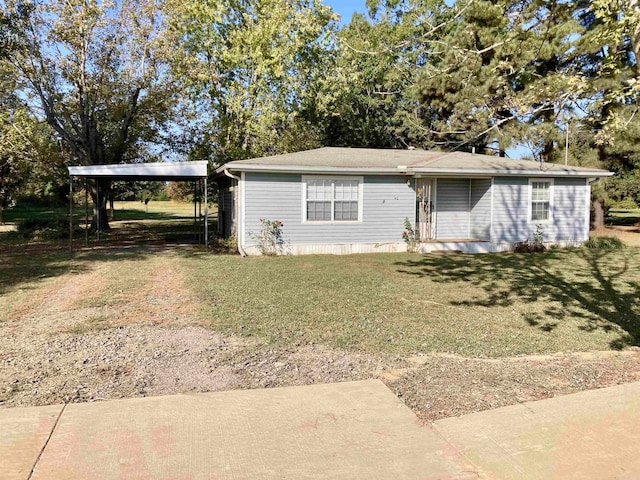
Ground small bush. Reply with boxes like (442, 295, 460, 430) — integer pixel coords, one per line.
(250, 218, 285, 255)
(17, 217, 71, 240)
(401, 217, 420, 252)
(583, 236, 626, 250)
(512, 240, 546, 253)
(209, 235, 237, 253)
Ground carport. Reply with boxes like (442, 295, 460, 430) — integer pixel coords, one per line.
(67, 161, 209, 249)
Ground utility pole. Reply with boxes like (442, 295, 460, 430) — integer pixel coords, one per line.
(565, 122, 569, 166)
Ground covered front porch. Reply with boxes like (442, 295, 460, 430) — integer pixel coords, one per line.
(413, 177, 493, 246)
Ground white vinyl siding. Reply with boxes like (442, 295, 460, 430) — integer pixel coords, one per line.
(303, 176, 362, 223)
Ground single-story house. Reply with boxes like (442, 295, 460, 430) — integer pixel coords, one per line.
(214, 147, 612, 255)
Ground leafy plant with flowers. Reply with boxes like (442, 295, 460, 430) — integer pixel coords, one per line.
(401, 217, 420, 253)
(252, 218, 285, 255)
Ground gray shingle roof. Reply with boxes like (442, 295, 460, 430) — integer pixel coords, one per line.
(217, 147, 612, 177)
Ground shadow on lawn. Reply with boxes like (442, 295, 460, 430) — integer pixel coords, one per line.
(0, 241, 160, 296)
(0, 214, 221, 296)
(395, 250, 640, 349)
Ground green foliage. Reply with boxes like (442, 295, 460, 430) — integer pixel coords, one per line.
(166, 0, 336, 164)
(16, 217, 72, 240)
(250, 218, 285, 255)
(318, 3, 445, 147)
(583, 236, 626, 250)
(208, 235, 238, 254)
(166, 182, 196, 202)
(401, 217, 419, 252)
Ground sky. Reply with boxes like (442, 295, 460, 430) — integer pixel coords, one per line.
(324, 0, 369, 24)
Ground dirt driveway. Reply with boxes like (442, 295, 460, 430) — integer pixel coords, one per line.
(2, 246, 640, 422)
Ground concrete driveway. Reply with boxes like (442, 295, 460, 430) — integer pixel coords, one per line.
(2, 379, 639, 479)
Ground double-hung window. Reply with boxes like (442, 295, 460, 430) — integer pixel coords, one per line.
(304, 176, 362, 222)
(530, 179, 553, 222)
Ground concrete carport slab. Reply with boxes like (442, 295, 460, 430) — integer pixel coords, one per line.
(29, 380, 477, 479)
(433, 381, 640, 480)
(0, 404, 64, 480)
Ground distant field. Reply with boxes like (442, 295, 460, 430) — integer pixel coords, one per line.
(111, 200, 205, 218)
(2, 200, 210, 223)
(1, 200, 217, 246)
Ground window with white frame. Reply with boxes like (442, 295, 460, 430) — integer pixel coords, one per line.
(530, 179, 553, 222)
(304, 177, 361, 222)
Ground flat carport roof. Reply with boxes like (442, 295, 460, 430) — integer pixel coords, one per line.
(67, 161, 210, 248)
(68, 161, 208, 181)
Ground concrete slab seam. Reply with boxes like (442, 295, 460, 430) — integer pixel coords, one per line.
(426, 421, 486, 479)
(27, 403, 67, 480)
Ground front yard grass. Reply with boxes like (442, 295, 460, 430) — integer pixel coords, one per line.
(183, 248, 640, 357)
(1, 201, 638, 358)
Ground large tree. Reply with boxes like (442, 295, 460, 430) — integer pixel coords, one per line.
(0, 2, 35, 222)
(575, 0, 640, 208)
(319, 0, 451, 148)
(411, 0, 585, 158)
(165, 0, 337, 164)
(2, 0, 176, 229)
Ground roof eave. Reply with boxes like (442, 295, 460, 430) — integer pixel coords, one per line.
(218, 163, 613, 178)
(411, 168, 614, 178)
(216, 164, 410, 175)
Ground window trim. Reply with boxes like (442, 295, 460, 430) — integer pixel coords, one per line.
(528, 178, 554, 224)
(302, 175, 364, 224)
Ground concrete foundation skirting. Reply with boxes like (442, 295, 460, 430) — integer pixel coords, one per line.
(241, 239, 586, 256)
(242, 242, 408, 255)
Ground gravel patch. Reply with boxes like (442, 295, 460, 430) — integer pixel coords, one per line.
(389, 350, 640, 422)
(0, 325, 402, 408)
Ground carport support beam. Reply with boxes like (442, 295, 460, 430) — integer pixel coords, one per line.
(69, 177, 73, 253)
(84, 179, 89, 246)
(204, 177, 208, 247)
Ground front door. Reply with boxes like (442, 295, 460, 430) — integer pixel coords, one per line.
(416, 178, 435, 240)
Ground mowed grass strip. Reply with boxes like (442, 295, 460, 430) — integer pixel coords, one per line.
(182, 248, 640, 357)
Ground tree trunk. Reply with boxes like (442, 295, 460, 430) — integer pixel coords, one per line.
(90, 180, 111, 232)
(591, 199, 605, 229)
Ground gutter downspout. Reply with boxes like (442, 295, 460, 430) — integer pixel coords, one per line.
(223, 169, 246, 257)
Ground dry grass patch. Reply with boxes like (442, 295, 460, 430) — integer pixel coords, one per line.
(390, 349, 640, 422)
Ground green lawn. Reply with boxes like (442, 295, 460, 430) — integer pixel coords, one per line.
(608, 208, 640, 226)
(180, 248, 640, 357)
